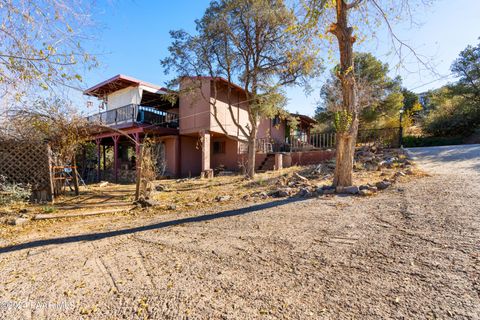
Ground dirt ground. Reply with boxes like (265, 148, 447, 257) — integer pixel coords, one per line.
(0, 148, 479, 319)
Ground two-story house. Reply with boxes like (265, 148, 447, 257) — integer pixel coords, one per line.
(84, 74, 329, 182)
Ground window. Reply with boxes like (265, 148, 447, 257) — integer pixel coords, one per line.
(213, 141, 226, 154)
(272, 115, 281, 126)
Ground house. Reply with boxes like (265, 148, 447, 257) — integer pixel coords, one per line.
(84, 75, 333, 182)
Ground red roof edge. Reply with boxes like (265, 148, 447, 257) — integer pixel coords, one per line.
(84, 74, 168, 96)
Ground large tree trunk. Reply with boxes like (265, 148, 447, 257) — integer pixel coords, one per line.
(331, 0, 359, 188)
(246, 132, 257, 179)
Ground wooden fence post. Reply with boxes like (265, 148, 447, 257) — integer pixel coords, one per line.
(46, 143, 55, 203)
(135, 144, 143, 201)
(72, 154, 79, 196)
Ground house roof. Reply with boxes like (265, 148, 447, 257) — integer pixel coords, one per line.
(84, 74, 168, 97)
(290, 113, 316, 125)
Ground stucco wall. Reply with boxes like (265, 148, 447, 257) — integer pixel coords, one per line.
(179, 79, 212, 135)
(161, 137, 179, 177)
(180, 135, 202, 177)
(257, 118, 286, 143)
(211, 137, 239, 171)
(289, 150, 335, 166)
(209, 83, 249, 140)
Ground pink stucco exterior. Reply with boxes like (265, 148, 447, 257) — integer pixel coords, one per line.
(257, 117, 287, 143)
(180, 135, 202, 177)
(211, 136, 240, 171)
(86, 75, 322, 180)
(179, 78, 250, 140)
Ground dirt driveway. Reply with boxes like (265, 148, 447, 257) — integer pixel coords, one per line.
(0, 148, 479, 319)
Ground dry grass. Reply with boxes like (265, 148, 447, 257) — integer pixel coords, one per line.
(0, 148, 424, 244)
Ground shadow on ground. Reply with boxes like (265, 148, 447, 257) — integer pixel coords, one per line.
(0, 197, 307, 254)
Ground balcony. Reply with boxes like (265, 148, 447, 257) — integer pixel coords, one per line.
(87, 104, 179, 129)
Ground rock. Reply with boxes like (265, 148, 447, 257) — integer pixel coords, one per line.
(364, 162, 379, 171)
(251, 191, 268, 199)
(385, 157, 398, 164)
(344, 186, 360, 194)
(323, 188, 335, 195)
(359, 185, 369, 191)
(376, 180, 391, 190)
(98, 181, 109, 187)
(134, 197, 157, 208)
(294, 173, 308, 181)
(270, 189, 291, 198)
(166, 204, 177, 210)
(395, 171, 406, 178)
(155, 184, 166, 191)
(368, 186, 378, 192)
(215, 195, 232, 202)
(359, 189, 372, 196)
(7, 217, 29, 226)
(311, 164, 324, 175)
(296, 188, 311, 197)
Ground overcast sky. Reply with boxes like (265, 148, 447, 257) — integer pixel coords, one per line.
(79, 0, 480, 117)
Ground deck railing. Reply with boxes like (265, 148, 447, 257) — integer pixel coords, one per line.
(87, 104, 179, 128)
(256, 128, 401, 153)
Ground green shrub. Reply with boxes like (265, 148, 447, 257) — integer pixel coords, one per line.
(423, 94, 480, 137)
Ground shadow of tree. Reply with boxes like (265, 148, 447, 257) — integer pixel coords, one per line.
(0, 197, 307, 254)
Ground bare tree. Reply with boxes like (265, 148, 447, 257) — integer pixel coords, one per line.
(0, 0, 98, 101)
(303, 0, 434, 188)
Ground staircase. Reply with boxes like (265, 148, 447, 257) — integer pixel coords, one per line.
(257, 154, 276, 171)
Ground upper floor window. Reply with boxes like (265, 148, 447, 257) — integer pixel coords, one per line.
(272, 115, 281, 127)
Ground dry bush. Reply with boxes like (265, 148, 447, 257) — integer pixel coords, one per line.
(0, 175, 31, 205)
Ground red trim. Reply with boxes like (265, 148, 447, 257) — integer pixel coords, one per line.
(90, 126, 178, 140)
(84, 74, 168, 96)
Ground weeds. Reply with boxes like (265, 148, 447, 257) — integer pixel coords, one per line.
(0, 175, 31, 205)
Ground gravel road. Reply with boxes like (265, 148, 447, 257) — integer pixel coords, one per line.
(0, 146, 479, 319)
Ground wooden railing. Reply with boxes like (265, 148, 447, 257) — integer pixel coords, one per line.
(287, 132, 336, 151)
(87, 104, 179, 128)
(256, 128, 401, 153)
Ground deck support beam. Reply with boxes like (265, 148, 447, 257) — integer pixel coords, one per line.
(95, 138, 102, 182)
(112, 135, 120, 183)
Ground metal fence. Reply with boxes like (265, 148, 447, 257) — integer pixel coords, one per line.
(356, 127, 401, 148)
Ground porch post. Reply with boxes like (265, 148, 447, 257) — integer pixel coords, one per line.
(133, 132, 140, 158)
(175, 136, 181, 178)
(102, 145, 106, 173)
(95, 138, 101, 182)
(112, 135, 120, 183)
(201, 130, 211, 172)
